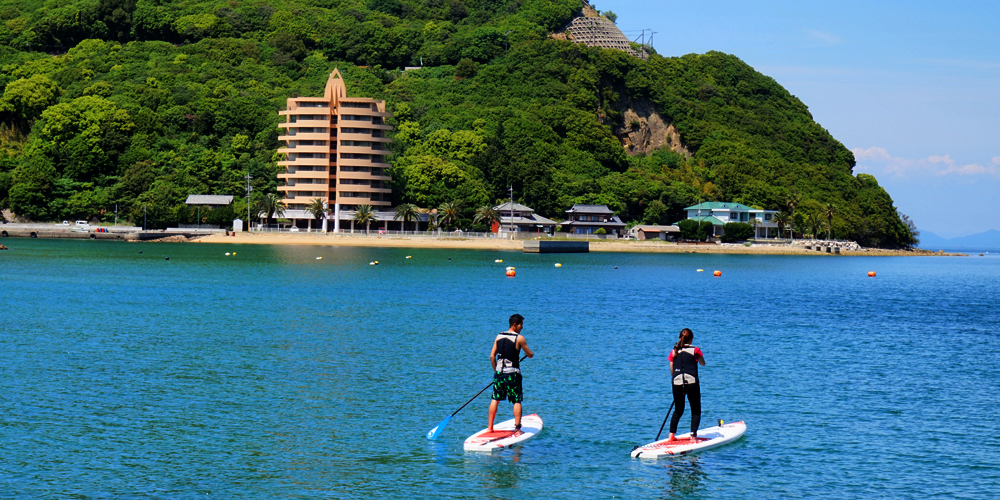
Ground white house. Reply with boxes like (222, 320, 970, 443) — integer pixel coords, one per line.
(682, 202, 780, 239)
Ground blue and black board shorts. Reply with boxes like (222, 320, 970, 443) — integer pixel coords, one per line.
(492, 372, 523, 403)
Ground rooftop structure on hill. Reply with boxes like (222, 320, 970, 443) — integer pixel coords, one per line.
(553, 0, 641, 58)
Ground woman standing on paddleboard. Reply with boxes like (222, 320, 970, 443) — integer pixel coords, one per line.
(668, 328, 705, 442)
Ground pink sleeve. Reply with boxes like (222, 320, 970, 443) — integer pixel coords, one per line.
(668, 350, 674, 362)
(695, 347, 703, 358)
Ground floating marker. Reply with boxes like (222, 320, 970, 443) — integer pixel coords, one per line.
(225, 252, 230, 256)
(316, 257, 322, 260)
(868, 271, 876, 277)
(555, 263, 562, 267)
(697, 269, 704, 272)
(406, 256, 412, 259)
(713, 270, 722, 277)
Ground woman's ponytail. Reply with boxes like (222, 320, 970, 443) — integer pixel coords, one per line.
(674, 328, 694, 355)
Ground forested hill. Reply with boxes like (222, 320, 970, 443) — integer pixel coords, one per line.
(0, 0, 915, 247)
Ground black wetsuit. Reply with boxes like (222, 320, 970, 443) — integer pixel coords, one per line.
(669, 345, 702, 436)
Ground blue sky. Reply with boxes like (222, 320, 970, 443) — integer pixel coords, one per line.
(594, 0, 1000, 237)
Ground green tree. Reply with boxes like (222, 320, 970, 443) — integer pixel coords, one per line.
(437, 201, 462, 229)
(823, 203, 838, 239)
(721, 222, 754, 242)
(773, 211, 791, 240)
(0, 75, 61, 132)
(473, 204, 500, 231)
(454, 58, 477, 79)
(306, 198, 327, 230)
(353, 204, 377, 234)
(393, 202, 420, 231)
(259, 193, 286, 226)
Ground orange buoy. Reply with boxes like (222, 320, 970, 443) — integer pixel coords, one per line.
(868, 271, 876, 277)
(506, 269, 515, 277)
(713, 270, 722, 277)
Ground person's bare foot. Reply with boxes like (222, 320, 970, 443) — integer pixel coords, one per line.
(666, 433, 677, 442)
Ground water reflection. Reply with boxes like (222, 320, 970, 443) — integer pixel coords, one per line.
(468, 449, 524, 493)
(661, 456, 706, 499)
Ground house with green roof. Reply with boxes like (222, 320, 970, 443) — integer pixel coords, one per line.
(681, 202, 780, 239)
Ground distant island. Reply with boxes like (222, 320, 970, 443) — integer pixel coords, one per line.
(919, 230, 1000, 251)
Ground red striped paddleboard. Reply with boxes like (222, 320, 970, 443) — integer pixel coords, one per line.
(464, 414, 543, 452)
(631, 421, 746, 458)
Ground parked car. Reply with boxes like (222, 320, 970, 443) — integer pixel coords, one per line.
(74, 220, 89, 226)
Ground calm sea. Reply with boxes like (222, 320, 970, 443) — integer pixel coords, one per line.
(2, 239, 998, 499)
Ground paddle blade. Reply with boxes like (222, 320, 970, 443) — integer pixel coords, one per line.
(427, 415, 452, 440)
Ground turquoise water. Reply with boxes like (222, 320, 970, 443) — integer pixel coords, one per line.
(2, 239, 999, 499)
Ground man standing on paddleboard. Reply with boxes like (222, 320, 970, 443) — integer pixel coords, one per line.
(488, 314, 534, 433)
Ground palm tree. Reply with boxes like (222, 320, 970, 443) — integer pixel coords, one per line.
(474, 205, 501, 231)
(784, 192, 801, 241)
(749, 217, 762, 239)
(259, 193, 286, 226)
(806, 212, 824, 239)
(393, 203, 420, 232)
(437, 201, 462, 230)
(823, 203, 838, 240)
(305, 198, 327, 231)
(773, 211, 791, 240)
(353, 204, 377, 234)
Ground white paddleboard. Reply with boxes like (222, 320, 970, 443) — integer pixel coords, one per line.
(631, 420, 746, 458)
(464, 414, 543, 452)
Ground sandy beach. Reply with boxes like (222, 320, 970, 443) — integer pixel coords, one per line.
(193, 232, 962, 256)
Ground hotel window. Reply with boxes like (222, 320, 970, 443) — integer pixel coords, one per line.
(341, 102, 374, 109)
(342, 115, 372, 122)
(341, 153, 371, 160)
(341, 127, 369, 134)
(340, 140, 372, 147)
(730, 213, 738, 220)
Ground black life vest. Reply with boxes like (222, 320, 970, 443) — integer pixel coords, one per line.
(672, 345, 699, 385)
(495, 332, 520, 373)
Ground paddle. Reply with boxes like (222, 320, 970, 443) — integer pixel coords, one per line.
(654, 401, 675, 442)
(426, 355, 528, 440)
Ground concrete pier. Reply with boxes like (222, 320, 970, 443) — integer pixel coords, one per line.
(523, 240, 590, 253)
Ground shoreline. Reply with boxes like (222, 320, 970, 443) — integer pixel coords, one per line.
(190, 232, 966, 256)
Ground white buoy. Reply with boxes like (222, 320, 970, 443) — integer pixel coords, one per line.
(225, 252, 230, 256)
(406, 256, 412, 259)
(555, 263, 562, 267)
(316, 257, 322, 260)
(697, 269, 704, 272)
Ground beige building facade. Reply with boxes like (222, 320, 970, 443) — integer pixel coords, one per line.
(277, 69, 393, 231)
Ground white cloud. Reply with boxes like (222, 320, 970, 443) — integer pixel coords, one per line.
(852, 147, 999, 177)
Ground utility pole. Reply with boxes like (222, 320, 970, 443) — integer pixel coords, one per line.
(508, 184, 514, 235)
(114, 204, 118, 226)
(143, 204, 147, 231)
(245, 172, 253, 231)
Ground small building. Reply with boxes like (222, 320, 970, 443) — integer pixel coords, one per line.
(682, 202, 779, 238)
(560, 204, 626, 236)
(628, 224, 681, 241)
(184, 194, 234, 229)
(493, 202, 557, 234)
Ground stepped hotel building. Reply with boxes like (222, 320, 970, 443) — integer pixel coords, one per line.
(277, 69, 393, 231)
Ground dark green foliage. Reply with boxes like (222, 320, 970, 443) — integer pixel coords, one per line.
(678, 219, 713, 241)
(0, 0, 914, 246)
(720, 222, 753, 242)
(454, 58, 477, 79)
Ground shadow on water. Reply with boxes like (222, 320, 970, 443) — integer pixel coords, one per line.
(661, 456, 706, 500)
(464, 449, 525, 495)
